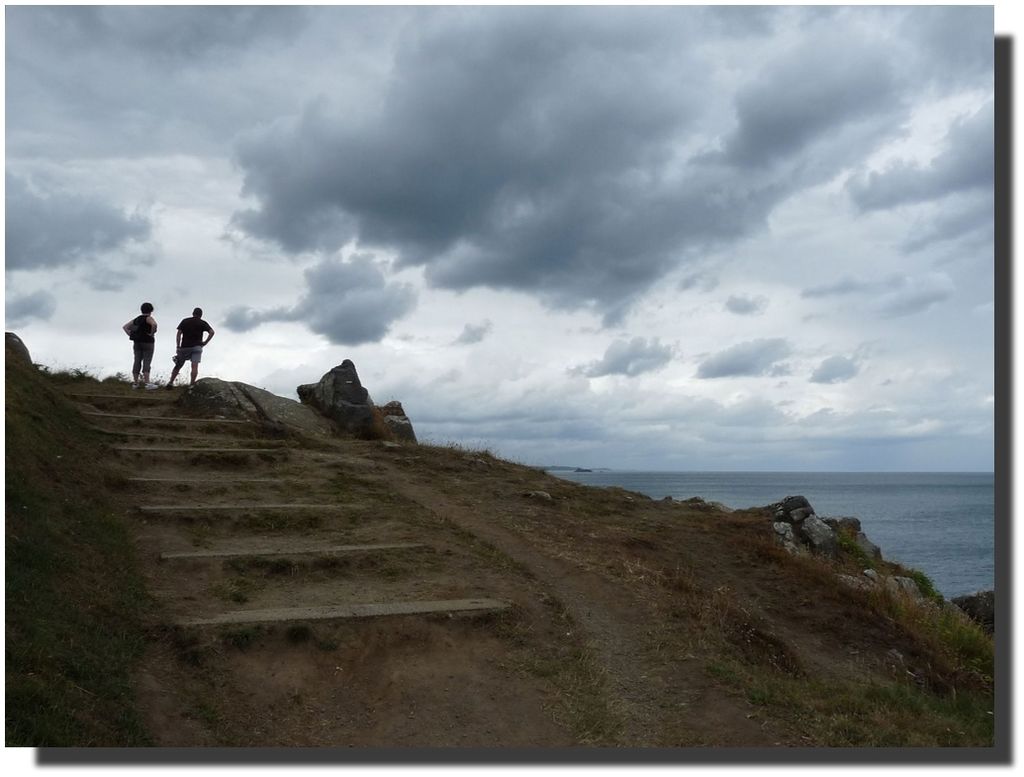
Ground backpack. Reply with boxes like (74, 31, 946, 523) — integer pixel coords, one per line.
(127, 315, 146, 341)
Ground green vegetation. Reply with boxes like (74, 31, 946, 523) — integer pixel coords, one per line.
(6, 350, 154, 745)
(836, 531, 877, 570)
(905, 567, 944, 603)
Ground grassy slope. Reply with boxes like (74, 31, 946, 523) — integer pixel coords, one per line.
(5, 345, 153, 745)
(4, 345, 996, 747)
(393, 447, 996, 747)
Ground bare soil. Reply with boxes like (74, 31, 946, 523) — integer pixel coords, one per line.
(67, 386, 990, 749)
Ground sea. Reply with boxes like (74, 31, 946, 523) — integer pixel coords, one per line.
(549, 470, 995, 599)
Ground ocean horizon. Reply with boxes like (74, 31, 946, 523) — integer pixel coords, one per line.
(549, 469, 995, 600)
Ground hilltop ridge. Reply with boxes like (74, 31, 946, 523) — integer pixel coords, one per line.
(5, 335, 995, 750)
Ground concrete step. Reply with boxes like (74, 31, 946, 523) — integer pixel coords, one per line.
(115, 446, 287, 454)
(160, 542, 425, 561)
(178, 598, 510, 627)
(90, 427, 259, 443)
(83, 410, 253, 425)
(139, 503, 343, 513)
(128, 477, 288, 484)
(66, 392, 171, 402)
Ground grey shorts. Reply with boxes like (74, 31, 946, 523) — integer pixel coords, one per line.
(173, 345, 203, 367)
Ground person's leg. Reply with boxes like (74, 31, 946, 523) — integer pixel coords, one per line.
(166, 349, 183, 388)
(141, 344, 154, 384)
(189, 346, 202, 385)
(131, 344, 143, 385)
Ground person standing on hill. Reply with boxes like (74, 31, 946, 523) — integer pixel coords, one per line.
(166, 307, 215, 389)
(122, 301, 158, 389)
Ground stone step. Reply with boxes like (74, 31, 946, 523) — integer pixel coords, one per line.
(83, 410, 253, 425)
(128, 477, 288, 484)
(160, 542, 425, 561)
(178, 598, 510, 627)
(90, 427, 257, 442)
(66, 392, 171, 402)
(139, 503, 343, 512)
(115, 446, 286, 454)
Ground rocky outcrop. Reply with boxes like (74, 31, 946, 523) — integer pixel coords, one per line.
(765, 496, 887, 564)
(177, 378, 334, 437)
(297, 361, 417, 443)
(766, 495, 838, 558)
(952, 590, 995, 634)
(297, 360, 378, 438)
(177, 363, 418, 443)
(378, 401, 417, 443)
(6, 332, 32, 365)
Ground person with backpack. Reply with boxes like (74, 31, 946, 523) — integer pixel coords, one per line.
(122, 302, 159, 389)
(165, 307, 215, 389)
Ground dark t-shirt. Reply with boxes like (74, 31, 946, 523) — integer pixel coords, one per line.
(177, 317, 212, 348)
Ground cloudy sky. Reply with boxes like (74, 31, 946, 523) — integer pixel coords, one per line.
(5, 5, 997, 471)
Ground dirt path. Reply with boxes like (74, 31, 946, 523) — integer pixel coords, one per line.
(382, 464, 774, 747)
(70, 389, 584, 746)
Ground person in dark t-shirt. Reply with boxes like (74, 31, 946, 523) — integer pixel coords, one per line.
(166, 307, 215, 389)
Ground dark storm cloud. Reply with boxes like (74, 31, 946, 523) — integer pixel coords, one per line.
(696, 338, 792, 379)
(721, 32, 901, 168)
(223, 254, 416, 345)
(234, 7, 901, 321)
(228, 6, 994, 322)
(6, 289, 57, 327)
(810, 355, 859, 384)
(453, 321, 493, 346)
(5, 173, 152, 272)
(724, 295, 767, 315)
(576, 337, 674, 378)
(847, 103, 994, 212)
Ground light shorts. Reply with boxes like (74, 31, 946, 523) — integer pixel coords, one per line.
(173, 345, 203, 367)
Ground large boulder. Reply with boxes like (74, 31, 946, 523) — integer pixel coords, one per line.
(178, 378, 258, 420)
(297, 360, 378, 438)
(795, 514, 838, 558)
(178, 378, 334, 437)
(378, 400, 417, 443)
(6, 332, 32, 365)
(764, 496, 837, 557)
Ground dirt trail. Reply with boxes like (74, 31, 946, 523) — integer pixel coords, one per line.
(383, 465, 773, 747)
(61, 386, 783, 747)
(69, 389, 584, 746)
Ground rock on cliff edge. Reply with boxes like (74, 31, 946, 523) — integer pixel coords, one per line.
(178, 378, 335, 438)
(296, 360, 417, 442)
(6, 332, 32, 365)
